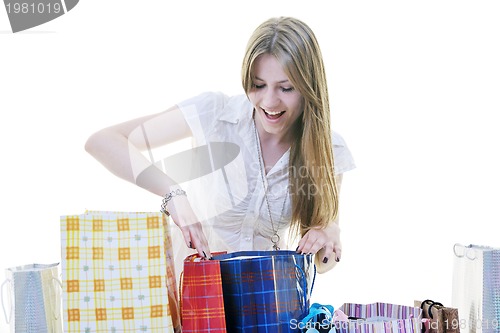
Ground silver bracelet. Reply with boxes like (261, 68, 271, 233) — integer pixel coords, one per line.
(160, 189, 187, 215)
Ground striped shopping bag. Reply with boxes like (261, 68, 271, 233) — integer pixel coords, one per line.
(335, 302, 422, 333)
(180, 253, 227, 333)
(212, 250, 315, 333)
(60, 211, 180, 333)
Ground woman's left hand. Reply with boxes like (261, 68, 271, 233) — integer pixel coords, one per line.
(296, 222, 341, 264)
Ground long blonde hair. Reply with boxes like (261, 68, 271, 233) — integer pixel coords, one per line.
(241, 17, 338, 236)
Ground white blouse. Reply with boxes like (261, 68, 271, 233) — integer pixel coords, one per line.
(175, 91, 356, 254)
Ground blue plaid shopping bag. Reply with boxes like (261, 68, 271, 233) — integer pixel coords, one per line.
(212, 250, 315, 333)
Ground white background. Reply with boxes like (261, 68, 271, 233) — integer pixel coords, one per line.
(1, 1, 500, 331)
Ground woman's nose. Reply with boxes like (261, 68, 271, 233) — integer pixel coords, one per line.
(262, 89, 280, 110)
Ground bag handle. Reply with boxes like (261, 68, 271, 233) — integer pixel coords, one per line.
(1, 279, 12, 324)
(453, 243, 477, 260)
(49, 276, 63, 321)
(420, 299, 444, 320)
(295, 263, 308, 313)
(453, 243, 495, 260)
(420, 299, 434, 318)
(295, 262, 317, 314)
(178, 270, 184, 323)
(427, 301, 443, 320)
(212, 250, 302, 260)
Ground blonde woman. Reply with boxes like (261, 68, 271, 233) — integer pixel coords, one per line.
(85, 16, 355, 274)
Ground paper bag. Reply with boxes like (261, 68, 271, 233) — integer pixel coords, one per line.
(60, 211, 180, 332)
(1, 263, 62, 333)
(180, 253, 227, 332)
(213, 250, 315, 333)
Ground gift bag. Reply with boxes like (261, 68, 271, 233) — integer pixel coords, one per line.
(180, 253, 227, 333)
(1, 263, 62, 333)
(212, 250, 315, 333)
(335, 302, 422, 333)
(452, 243, 500, 333)
(60, 211, 180, 332)
(415, 299, 460, 333)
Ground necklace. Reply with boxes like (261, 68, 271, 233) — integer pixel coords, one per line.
(253, 119, 289, 250)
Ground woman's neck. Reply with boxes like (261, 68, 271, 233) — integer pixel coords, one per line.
(254, 118, 295, 174)
(254, 117, 294, 147)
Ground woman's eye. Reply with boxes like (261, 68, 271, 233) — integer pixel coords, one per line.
(281, 87, 295, 93)
(253, 84, 265, 89)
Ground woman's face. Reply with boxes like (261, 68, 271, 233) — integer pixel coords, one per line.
(248, 54, 303, 142)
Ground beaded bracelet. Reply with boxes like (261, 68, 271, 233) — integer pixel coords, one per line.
(160, 189, 187, 215)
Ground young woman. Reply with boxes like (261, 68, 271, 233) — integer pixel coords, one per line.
(85, 16, 355, 274)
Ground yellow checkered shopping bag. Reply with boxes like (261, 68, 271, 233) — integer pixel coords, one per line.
(60, 211, 180, 332)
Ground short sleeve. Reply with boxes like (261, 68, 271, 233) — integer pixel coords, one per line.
(176, 91, 228, 145)
(332, 131, 356, 175)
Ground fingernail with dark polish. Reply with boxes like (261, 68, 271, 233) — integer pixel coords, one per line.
(335, 257, 340, 262)
(295, 246, 300, 252)
(323, 257, 329, 264)
(189, 241, 193, 249)
(203, 251, 207, 258)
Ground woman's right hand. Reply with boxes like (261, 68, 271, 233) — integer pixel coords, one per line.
(166, 195, 211, 259)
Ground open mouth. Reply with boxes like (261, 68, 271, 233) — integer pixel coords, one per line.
(262, 108, 286, 120)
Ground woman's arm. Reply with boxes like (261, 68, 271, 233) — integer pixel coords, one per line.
(85, 106, 212, 258)
(84, 105, 191, 195)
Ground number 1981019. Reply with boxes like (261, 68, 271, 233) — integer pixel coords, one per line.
(6, 2, 62, 14)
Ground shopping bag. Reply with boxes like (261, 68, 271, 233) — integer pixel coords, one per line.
(1, 263, 62, 333)
(180, 252, 227, 333)
(60, 210, 180, 332)
(415, 299, 460, 333)
(212, 250, 315, 333)
(335, 302, 422, 333)
(452, 243, 500, 333)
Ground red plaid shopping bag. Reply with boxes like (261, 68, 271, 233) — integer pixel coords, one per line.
(180, 253, 227, 333)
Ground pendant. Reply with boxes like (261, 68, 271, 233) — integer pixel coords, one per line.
(271, 233, 280, 251)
